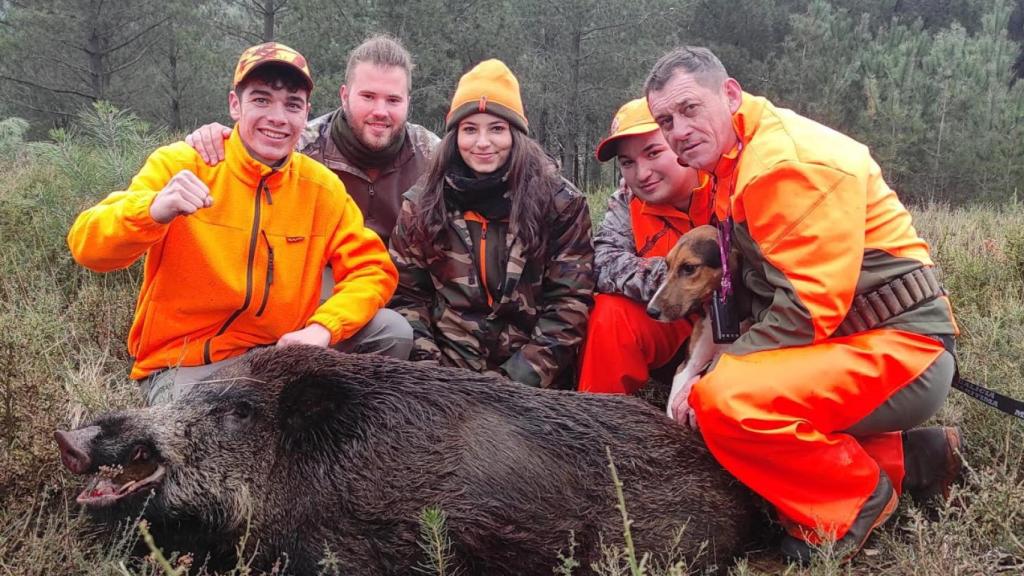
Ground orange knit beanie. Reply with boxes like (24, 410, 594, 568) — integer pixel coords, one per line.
(445, 59, 528, 133)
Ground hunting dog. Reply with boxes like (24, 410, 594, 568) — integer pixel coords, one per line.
(646, 225, 743, 427)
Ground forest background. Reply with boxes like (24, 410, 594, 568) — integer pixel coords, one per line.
(2, 0, 1024, 203)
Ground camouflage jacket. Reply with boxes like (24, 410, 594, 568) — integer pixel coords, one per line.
(299, 109, 440, 244)
(595, 182, 711, 302)
(389, 180, 595, 388)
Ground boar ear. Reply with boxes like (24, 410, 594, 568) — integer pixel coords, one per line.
(276, 368, 361, 449)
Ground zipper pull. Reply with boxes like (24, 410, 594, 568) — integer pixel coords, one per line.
(478, 219, 493, 307)
(267, 244, 275, 284)
(257, 176, 273, 205)
(262, 230, 275, 285)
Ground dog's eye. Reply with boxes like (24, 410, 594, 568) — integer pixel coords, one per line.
(678, 263, 698, 277)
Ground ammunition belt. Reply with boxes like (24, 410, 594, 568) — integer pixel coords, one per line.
(835, 267, 944, 337)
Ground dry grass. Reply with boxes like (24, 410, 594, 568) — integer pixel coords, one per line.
(1, 110, 1022, 575)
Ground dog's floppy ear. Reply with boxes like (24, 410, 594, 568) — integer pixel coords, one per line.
(692, 235, 722, 269)
(665, 225, 722, 273)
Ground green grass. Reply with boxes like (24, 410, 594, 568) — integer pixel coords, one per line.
(1, 108, 1022, 575)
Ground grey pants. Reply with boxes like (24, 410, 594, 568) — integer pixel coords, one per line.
(844, 348, 957, 436)
(138, 308, 413, 406)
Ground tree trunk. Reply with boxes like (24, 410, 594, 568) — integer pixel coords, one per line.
(167, 30, 182, 131)
(263, 0, 276, 41)
(87, 3, 107, 100)
(570, 27, 582, 185)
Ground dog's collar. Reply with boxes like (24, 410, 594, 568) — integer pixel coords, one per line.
(717, 218, 734, 298)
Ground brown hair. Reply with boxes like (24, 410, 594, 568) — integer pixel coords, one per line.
(345, 34, 414, 90)
(644, 46, 728, 95)
(409, 128, 561, 261)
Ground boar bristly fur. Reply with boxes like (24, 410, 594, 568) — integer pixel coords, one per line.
(58, 345, 758, 575)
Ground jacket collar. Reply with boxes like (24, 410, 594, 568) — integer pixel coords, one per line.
(633, 195, 693, 227)
(633, 169, 712, 225)
(702, 92, 766, 221)
(635, 200, 690, 220)
(733, 92, 765, 144)
(225, 125, 293, 187)
(709, 92, 762, 180)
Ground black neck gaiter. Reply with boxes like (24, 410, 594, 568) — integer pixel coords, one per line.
(330, 109, 407, 170)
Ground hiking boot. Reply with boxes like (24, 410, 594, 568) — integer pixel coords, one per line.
(780, 471, 898, 565)
(902, 426, 964, 504)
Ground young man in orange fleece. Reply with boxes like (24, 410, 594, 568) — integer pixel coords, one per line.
(577, 98, 710, 394)
(68, 43, 409, 405)
(645, 46, 962, 564)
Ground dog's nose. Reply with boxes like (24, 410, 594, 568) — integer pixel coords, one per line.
(646, 304, 661, 319)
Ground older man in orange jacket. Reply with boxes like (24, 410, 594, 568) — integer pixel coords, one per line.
(645, 47, 962, 564)
(68, 43, 407, 405)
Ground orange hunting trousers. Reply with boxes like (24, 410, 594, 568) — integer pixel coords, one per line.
(691, 329, 946, 540)
(577, 294, 692, 394)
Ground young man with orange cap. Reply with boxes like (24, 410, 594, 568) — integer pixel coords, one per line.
(186, 35, 438, 246)
(645, 46, 962, 564)
(68, 42, 404, 405)
(185, 36, 438, 322)
(390, 59, 594, 389)
(577, 98, 711, 395)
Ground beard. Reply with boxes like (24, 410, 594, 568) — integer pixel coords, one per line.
(352, 120, 400, 151)
(342, 100, 403, 151)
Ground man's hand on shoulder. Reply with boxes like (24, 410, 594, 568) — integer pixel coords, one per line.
(184, 123, 232, 166)
(149, 169, 213, 224)
(277, 323, 332, 348)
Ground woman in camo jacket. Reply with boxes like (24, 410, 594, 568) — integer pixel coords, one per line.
(388, 59, 594, 389)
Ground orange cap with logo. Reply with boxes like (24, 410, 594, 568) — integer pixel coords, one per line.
(233, 42, 313, 93)
(595, 97, 660, 162)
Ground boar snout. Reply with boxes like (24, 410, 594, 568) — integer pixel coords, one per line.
(54, 426, 100, 474)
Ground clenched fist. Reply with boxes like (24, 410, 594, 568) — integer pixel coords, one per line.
(149, 169, 214, 224)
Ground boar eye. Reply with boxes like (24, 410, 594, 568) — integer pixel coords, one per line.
(231, 402, 252, 420)
(222, 401, 253, 430)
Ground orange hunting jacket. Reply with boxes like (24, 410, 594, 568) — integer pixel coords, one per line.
(593, 174, 712, 302)
(629, 172, 714, 257)
(708, 93, 957, 355)
(68, 128, 397, 380)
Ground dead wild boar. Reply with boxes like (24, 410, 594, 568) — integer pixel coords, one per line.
(55, 345, 757, 575)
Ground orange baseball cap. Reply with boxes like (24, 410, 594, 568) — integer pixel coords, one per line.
(233, 42, 313, 93)
(595, 97, 660, 162)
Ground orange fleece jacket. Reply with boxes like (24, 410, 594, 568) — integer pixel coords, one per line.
(68, 127, 397, 380)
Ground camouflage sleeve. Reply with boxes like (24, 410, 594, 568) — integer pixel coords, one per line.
(298, 110, 333, 154)
(408, 123, 441, 162)
(500, 184, 595, 388)
(387, 198, 442, 362)
(594, 184, 667, 302)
